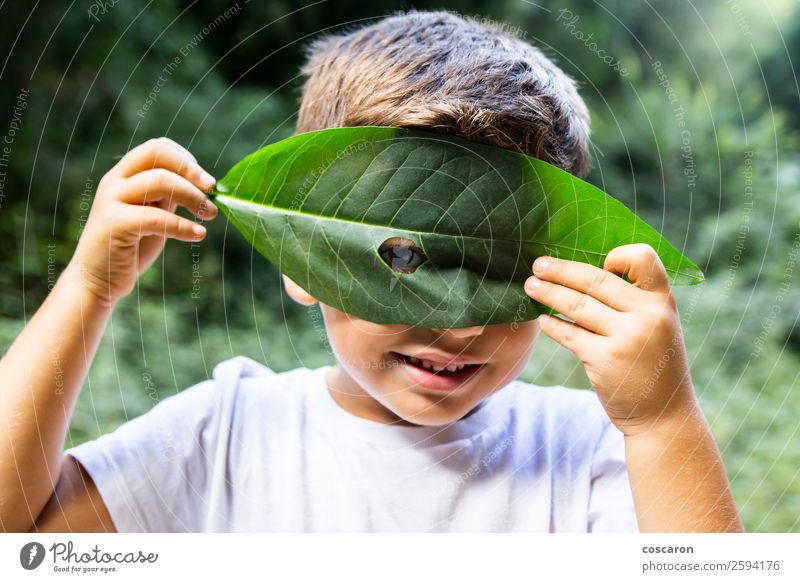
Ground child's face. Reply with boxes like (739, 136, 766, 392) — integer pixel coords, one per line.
(285, 276, 540, 426)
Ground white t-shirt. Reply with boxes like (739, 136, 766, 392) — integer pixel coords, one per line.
(67, 356, 638, 532)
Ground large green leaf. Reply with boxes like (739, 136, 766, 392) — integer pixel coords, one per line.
(210, 126, 703, 328)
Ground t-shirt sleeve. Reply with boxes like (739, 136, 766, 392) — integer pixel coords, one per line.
(587, 418, 639, 532)
(66, 378, 223, 532)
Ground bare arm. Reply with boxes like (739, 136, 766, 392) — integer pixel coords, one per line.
(0, 137, 216, 532)
(624, 397, 743, 532)
(31, 455, 115, 532)
(0, 266, 111, 532)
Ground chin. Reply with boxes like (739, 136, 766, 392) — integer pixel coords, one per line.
(389, 396, 477, 427)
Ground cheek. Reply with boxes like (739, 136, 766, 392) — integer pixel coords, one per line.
(487, 322, 539, 375)
(320, 305, 401, 365)
(495, 321, 540, 354)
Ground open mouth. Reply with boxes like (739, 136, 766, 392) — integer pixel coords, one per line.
(391, 351, 485, 391)
(394, 353, 480, 374)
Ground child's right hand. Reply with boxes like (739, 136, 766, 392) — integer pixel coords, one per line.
(68, 137, 218, 307)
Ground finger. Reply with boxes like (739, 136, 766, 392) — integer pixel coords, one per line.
(603, 244, 671, 293)
(116, 137, 215, 192)
(532, 256, 637, 311)
(525, 276, 617, 335)
(139, 136, 199, 165)
(120, 169, 218, 220)
(119, 205, 206, 242)
(160, 136, 198, 164)
(536, 313, 595, 356)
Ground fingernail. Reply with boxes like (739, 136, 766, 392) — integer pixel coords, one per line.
(538, 314, 550, 324)
(192, 224, 206, 237)
(533, 258, 550, 273)
(200, 171, 216, 190)
(525, 276, 541, 291)
(199, 200, 218, 219)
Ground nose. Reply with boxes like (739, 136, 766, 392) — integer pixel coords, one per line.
(432, 326, 485, 338)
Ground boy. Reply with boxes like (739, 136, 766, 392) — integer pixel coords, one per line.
(0, 11, 742, 532)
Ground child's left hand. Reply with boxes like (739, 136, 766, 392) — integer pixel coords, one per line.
(524, 243, 699, 436)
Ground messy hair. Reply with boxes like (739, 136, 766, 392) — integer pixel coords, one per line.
(296, 10, 592, 177)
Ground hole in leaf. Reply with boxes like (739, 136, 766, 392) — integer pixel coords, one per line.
(378, 237, 427, 274)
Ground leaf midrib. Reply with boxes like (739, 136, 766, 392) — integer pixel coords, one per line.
(215, 194, 700, 279)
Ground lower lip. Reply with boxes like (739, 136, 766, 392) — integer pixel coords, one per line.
(392, 353, 484, 392)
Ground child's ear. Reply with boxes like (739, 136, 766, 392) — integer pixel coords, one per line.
(282, 275, 318, 306)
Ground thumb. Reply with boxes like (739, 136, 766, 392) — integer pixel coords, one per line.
(603, 243, 671, 293)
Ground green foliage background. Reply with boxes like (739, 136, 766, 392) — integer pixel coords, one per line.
(0, 0, 798, 531)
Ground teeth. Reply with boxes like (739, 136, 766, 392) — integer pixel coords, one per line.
(407, 356, 468, 373)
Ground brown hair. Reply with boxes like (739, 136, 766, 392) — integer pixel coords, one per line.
(296, 10, 592, 176)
